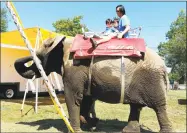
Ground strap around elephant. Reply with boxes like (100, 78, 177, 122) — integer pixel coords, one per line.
(120, 56, 125, 103)
(85, 55, 94, 96)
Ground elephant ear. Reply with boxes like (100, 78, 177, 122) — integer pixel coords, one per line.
(36, 36, 66, 58)
(35, 36, 66, 68)
(44, 37, 55, 48)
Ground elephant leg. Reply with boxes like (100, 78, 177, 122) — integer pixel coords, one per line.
(89, 100, 96, 118)
(80, 96, 99, 129)
(80, 96, 93, 120)
(154, 105, 172, 132)
(122, 103, 142, 133)
(64, 84, 83, 132)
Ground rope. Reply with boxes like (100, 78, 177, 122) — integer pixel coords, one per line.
(6, 2, 74, 133)
(10, 2, 24, 29)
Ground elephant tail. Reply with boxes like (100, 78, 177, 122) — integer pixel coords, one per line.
(165, 73, 170, 91)
(163, 66, 170, 92)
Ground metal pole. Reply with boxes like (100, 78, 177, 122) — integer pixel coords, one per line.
(50, 73, 55, 88)
(21, 79, 29, 116)
(53, 73, 62, 91)
(34, 27, 40, 114)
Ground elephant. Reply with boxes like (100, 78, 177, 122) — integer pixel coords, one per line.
(14, 36, 172, 133)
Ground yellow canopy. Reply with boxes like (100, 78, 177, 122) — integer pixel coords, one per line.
(1, 27, 72, 48)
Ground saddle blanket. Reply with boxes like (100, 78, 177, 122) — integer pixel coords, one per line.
(70, 34, 146, 59)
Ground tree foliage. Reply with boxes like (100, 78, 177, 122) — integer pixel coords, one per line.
(158, 10, 186, 82)
(52, 15, 88, 36)
(1, 8, 8, 32)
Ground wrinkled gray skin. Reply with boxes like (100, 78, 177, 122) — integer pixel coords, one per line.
(14, 37, 172, 133)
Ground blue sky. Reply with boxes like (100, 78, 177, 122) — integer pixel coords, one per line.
(1, 2, 186, 51)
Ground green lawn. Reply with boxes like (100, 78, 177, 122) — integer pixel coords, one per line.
(1, 90, 186, 132)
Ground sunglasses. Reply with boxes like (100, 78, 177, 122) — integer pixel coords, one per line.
(116, 10, 120, 12)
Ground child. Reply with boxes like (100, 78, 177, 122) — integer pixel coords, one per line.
(90, 18, 119, 48)
(113, 18, 120, 30)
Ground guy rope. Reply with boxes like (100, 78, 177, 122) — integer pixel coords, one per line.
(5, 2, 74, 133)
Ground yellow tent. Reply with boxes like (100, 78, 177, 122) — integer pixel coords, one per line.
(1, 27, 71, 47)
(0, 27, 70, 90)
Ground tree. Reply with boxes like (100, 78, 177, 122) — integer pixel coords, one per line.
(52, 15, 88, 36)
(1, 8, 8, 32)
(158, 10, 186, 82)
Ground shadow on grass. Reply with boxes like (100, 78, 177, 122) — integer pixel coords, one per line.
(17, 119, 68, 132)
(17, 119, 153, 133)
(91, 119, 152, 133)
(1, 94, 65, 106)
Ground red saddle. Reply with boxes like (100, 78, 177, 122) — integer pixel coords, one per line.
(70, 34, 146, 59)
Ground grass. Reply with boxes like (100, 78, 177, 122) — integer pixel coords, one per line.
(1, 90, 186, 132)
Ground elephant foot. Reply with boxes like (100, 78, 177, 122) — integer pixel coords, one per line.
(80, 116, 99, 131)
(88, 117, 99, 128)
(122, 121, 140, 133)
(80, 115, 87, 124)
(159, 127, 173, 133)
(68, 128, 84, 133)
(68, 129, 83, 133)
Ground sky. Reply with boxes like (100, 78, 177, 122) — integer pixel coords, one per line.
(1, 2, 186, 51)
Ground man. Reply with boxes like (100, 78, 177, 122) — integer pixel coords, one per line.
(116, 5, 131, 38)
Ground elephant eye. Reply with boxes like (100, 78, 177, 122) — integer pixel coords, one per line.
(24, 60, 34, 67)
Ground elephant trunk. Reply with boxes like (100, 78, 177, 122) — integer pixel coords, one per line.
(64, 85, 82, 132)
(14, 56, 41, 79)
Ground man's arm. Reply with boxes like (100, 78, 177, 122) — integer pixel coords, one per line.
(121, 25, 130, 36)
(118, 16, 130, 38)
